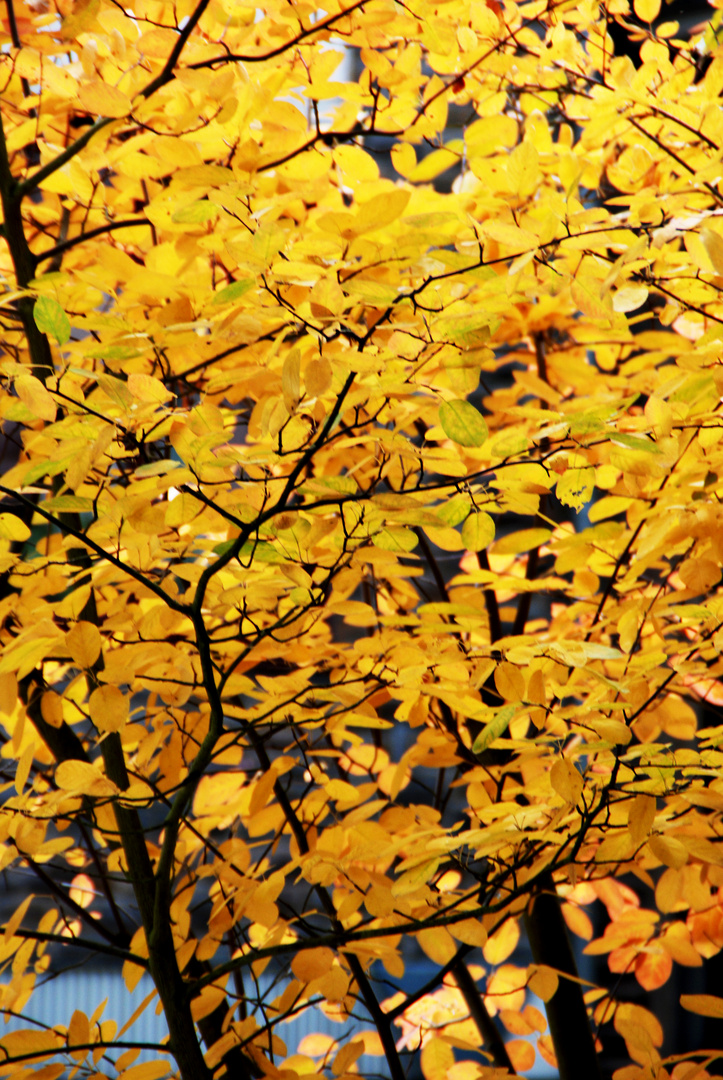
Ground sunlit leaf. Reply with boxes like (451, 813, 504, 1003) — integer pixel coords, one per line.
(438, 399, 489, 447)
(461, 511, 495, 551)
(0, 513, 31, 542)
(32, 296, 71, 345)
(472, 704, 517, 754)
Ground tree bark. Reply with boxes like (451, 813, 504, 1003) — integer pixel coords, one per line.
(524, 873, 602, 1080)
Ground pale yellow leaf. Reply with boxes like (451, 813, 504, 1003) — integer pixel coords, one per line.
(55, 760, 119, 798)
(15, 374, 56, 422)
(77, 79, 132, 118)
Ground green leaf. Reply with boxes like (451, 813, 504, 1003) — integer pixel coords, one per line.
(85, 345, 145, 361)
(33, 295, 71, 345)
(610, 432, 661, 453)
(23, 453, 77, 486)
(239, 540, 288, 564)
(436, 493, 471, 527)
(43, 496, 93, 512)
(472, 704, 517, 754)
(300, 476, 358, 496)
(134, 461, 182, 478)
(172, 200, 221, 224)
(373, 527, 418, 552)
(439, 400, 488, 447)
(212, 279, 256, 305)
(461, 511, 495, 551)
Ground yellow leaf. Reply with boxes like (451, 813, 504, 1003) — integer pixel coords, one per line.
(507, 141, 539, 197)
(291, 947, 335, 983)
(461, 511, 495, 551)
(391, 858, 440, 896)
(55, 760, 119, 798)
(680, 994, 723, 1019)
(483, 918, 519, 964)
(561, 902, 593, 941)
(612, 284, 649, 313)
(527, 964, 559, 1002)
(556, 467, 595, 511)
(3, 893, 34, 944)
(410, 147, 459, 183)
(299, 1033, 336, 1057)
(136, 26, 184, 56)
(633, 0, 660, 21)
(492, 528, 551, 555)
(628, 794, 656, 848)
(587, 717, 631, 745)
(122, 1062, 174, 1080)
(68, 1010, 90, 1061)
(571, 277, 612, 322)
(614, 1002, 663, 1048)
(190, 985, 227, 1022)
(15, 374, 57, 422)
(127, 373, 174, 404)
(494, 661, 525, 702)
(701, 226, 723, 275)
(678, 558, 721, 593)
(282, 349, 301, 415)
(65, 621, 102, 669)
(77, 79, 132, 118)
(0, 513, 31, 542)
(648, 834, 688, 869)
(355, 189, 411, 236)
(449, 918, 488, 947)
(421, 1037, 454, 1080)
(550, 758, 583, 805)
(507, 1039, 535, 1072)
(391, 143, 416, 178)
(305, 357, 333, 397)
(332, 1039, 364, 1075)
(69, 872, 94, 908)
(89, 684, 129, 733)
(37, 694, 63, 736)
(0, 1031, 61, 1059)
(417, 926, 457, 966)
(439, 398, 489, 447)
(15, 741, 34, 796)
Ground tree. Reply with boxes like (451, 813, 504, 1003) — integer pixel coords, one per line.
(2, 0, 723, 1077)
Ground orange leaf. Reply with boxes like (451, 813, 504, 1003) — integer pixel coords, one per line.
(561, 902, 593, 941)
(537, 1035, 557, 1069)
(89, 684, 129, 733)
(680, 994, 723, 1019)
(507, 1039, 535, 1072)
(527, 965, 558, 1003)
(635, 948, 673, 991)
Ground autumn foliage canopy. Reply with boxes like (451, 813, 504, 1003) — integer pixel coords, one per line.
(2, 0, 723, 1077)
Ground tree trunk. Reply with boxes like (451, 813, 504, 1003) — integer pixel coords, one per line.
(524, 874, 603, 1080)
